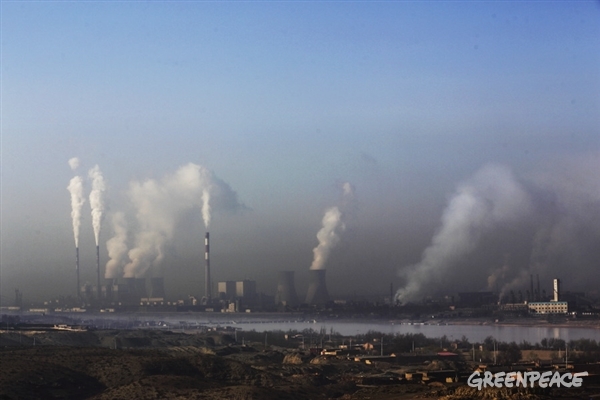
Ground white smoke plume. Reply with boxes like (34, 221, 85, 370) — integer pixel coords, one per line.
(108, 163, 243, 278)
(310, 182, 355, 270)
(395, 165, 532, 303)
(67, 158, 85, 248)
(104, 212, 128, 279)
(201, 188, 211, 229)
(88, 165, 107, 246)
(310, 207, 344, 270)
(68, 157, 80, 171)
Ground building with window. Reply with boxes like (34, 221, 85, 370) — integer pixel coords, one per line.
(528, 301, 568, 314)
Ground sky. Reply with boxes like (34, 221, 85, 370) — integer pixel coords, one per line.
(1, 1, 599, 304)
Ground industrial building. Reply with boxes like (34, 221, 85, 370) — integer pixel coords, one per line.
(236, 280, 256, 303)
(217, 281, 237, 301)
(457, 292, 496, 308)
(216, 279, 257, 306)
(528, 279, 569, 315)
(528, 301, 568, 314)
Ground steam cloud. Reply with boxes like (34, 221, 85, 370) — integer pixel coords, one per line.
(396, 154, 600, 302)
(68, 157, 80, 171)
(67, 158, 85, 248)
(104, 163, 243, 278)
(201, 188, 211, 229)
(310, 182, 355, 270)
(88, 165, 107, 246)
(395, 165, 532, 303)
(104, 212, 128, 279)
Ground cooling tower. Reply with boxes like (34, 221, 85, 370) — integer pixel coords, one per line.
(305, 269, 330, 305)
(135, 278, 148, 299)
(150, 277, 166, 299)
(124, 277, 136, 304)
(104, 278, 115, 302)
(275, 271, 299, 306)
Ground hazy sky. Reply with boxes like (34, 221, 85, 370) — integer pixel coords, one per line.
(1, 1, 599, 303)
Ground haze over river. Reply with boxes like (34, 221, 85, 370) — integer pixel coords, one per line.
(60, 312, 599, 344)
(217, 320, 599, 344)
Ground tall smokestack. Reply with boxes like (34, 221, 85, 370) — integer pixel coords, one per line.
(306, 269, 330, 305)
(205, 232, 211, 302)
(553, 278, 560, 302)
(96, 245, 101, 300)
(536, 274, 540, 301)
(76, 247, 80, 300)
(275, 271, 299, 307)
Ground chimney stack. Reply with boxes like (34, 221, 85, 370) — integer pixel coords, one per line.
(553, 278, 560, 302)
(205, 232, 211, 302)
(306, 269, 330, 305)
(76, 247, 80, 300)
(150, 277, 166, 299)
(96, 245, 101, 300)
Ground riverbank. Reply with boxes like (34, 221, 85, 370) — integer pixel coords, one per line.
(434, 318, 600, 330)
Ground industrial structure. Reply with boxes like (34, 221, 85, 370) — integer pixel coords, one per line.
(306, 269, 330, 305)
(204, 232, 211, 303)
(528, 278, 568, 315)
(553, 278, 561, 302)
(96, 245, 101, 300)
(75, 247, 80, 300)
(275, 271, 299, 307)
(217, 281, 237, 301)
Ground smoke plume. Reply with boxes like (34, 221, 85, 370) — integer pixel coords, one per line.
(202, 188, 211, 229)
(310, 182, 355, 270)
(104, 163, 243, 278)
(104, 212, 128, 279)
(395, 165, 531, 303)
(67, 158, 85, 248)
(68, 157, 80, 171)
(88, 165, 107, 245)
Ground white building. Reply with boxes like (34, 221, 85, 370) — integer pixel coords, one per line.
(528, 301, 568, 314)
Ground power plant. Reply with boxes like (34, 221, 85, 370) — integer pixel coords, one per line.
(305, 269, 330, 305)
(60, 161, 349, 311)
(275, 271, 299, 307)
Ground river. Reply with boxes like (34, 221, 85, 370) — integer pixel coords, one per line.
(21, 311, 600, 344)
(131, 313, 599, 343)
(212, 320, 599, 343)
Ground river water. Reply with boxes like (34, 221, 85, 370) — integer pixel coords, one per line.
(127, 313, 599, 344)
(212, 320, 599, 343)
(34, 311, 600, 344)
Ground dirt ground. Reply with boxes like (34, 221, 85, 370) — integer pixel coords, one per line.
(1, 329, 598, 399)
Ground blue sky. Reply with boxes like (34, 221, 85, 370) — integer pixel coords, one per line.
(1, 1, 599, 302)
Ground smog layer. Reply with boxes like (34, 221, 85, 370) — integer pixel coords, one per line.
(2, 2, 599, 303)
